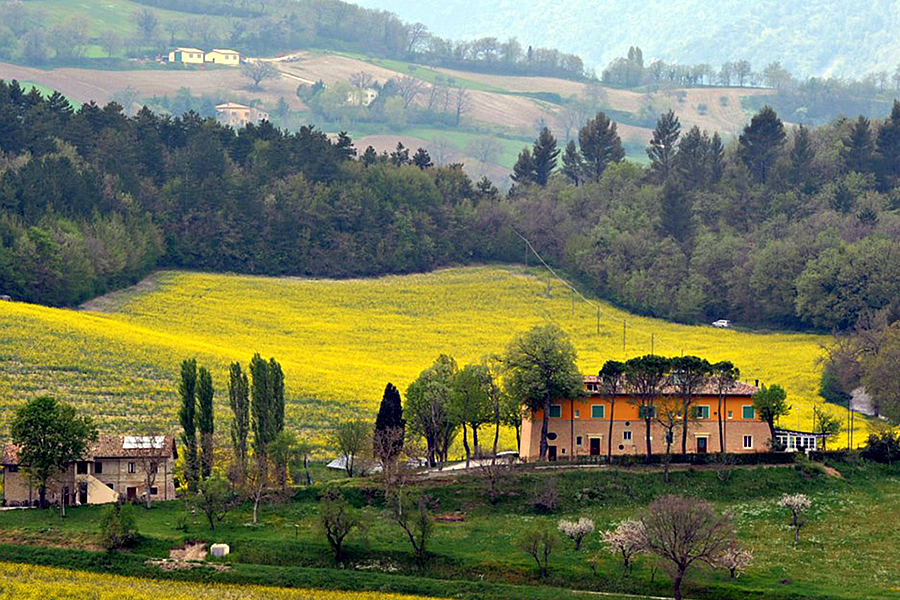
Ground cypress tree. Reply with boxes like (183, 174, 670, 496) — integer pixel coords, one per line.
(647, 109, 681, 181)
(531, 127, 560, 186)
(197, 366, 214, 479)
(269, 357, 285, 436)
(229, 362, 250, 484)
(374, 382, 406, 461)
(511, 147, 536, 186)
(561, 140, 584, 185)
(178, 358, 199, 490)
(578, 112, 625, 181)
(738, 106, 786, 183)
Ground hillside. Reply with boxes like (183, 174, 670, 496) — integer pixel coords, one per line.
(353, 0, 900, 77)
(0, 266, 858, 446)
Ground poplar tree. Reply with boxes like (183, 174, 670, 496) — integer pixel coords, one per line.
(197, 366, 214, 479)
(229, 362, 250, 484)
(531, 127, 560, 186)
(578, 112, 625, 181)
(647, 110, 681, 181)
(250, 353, 272, 463)
(178, 358, 199, 490)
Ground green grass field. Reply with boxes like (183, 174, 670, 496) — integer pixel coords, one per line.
(0, 265, 862, 447)
(1, 461, 898, 599)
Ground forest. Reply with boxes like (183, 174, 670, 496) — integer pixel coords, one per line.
(2, 78, 900, 336)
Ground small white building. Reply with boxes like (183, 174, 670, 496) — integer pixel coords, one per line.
(215, 102, 269, 128)
(346, 87, 379, 107)
(775, 429, 831, 452)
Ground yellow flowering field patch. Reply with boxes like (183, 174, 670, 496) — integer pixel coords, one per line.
(0, 562, 449, 600)
(0, 265, 863, 446)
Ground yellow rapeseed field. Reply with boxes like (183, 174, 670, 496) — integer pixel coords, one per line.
(0, 265, 864, 447)
(0, 562, 448, 600)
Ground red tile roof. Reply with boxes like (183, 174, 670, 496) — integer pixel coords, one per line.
(2, 434, 176, 465)
(582, 375, 758, 397)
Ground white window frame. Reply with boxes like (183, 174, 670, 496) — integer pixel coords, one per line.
(695, 405, 710, 419)
(743, 435, 753, 449)
(128, 462, 136, 474)
(623, 430, 632, 441)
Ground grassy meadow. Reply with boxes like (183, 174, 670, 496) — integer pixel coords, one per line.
(0, 265, 858, 445)
(1, 462, 899, 599)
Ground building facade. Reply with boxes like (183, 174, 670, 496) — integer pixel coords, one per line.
(168, 47, 206, 64)
(205, 49, 242, 66)
(2, 435, 177, 507)
(520, 377, 770, 461)
(215, 102, 270, 128)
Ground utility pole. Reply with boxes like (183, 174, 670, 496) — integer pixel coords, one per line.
(623, 319, 626, 352)
(651, 333, 655, 355)
(597, 306, 601, 335)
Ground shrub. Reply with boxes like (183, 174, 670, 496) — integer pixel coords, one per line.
(530, 478, 558, 513)
(99, 502, 137, 550)
(861, 429, 900, 464)
(558, 517, 594, 551)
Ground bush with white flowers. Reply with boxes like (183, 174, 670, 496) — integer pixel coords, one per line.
(558, 517, 595, 551)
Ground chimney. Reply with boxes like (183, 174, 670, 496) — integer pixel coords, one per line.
(755, 379, 759, 387)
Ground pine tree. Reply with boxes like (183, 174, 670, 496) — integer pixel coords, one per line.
(738, 106, 786, 183)
(197, 366, 215, 480)
(374, 382, 406, 462)
(390, 142, 410, 166)
(708, 132, 726, 183)
(229, 362, 250, 484)
(674, 125, 709, 189)
(413, 147, 433, 170)
(658, 181, 694, 245)
(511, 147, 536, 186)
(790, 125, 814, 184)
(842, 116, 874, 174)
(362, 145, 378, 168)
(561, 140, 585, 185)
(178, 358, 199, 490)
(647, 110, 681, 181)
(476, 176, 499, 202)
(877, 100, 900, 189)
(531, 127, 560, 186)
(578, 112, 625, 181)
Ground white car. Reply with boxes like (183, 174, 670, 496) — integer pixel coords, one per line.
(711, 319, 732, 328)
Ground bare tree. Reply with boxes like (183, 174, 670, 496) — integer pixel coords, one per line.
(349, 71, 374, 90)
(394, 75, 424, 108)
(331, 420, 371, 477)
(132, 8, 160, 46)
(164, 20, 181, 46)
(319, 488, 358, 562)
(453, 87, 472, 126)
(241, 60, 280, 89)
(387, 492, 436, 564)
(132, 427, 165, 509)
(640, 496, 737, 600)
(405, 23, 429, 55)
(518, 526, 560, 578)
(600, 519, 646, 571)
(99, 30, 123, 59)
(655, 403, 682, 483)
(778, 493, 811, 543)
(429, 136, 454, 165)
(465, 136, 502, 166)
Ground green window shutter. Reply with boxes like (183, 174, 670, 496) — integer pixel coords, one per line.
(742, 406, 755, 419)
(639, 406, 656, 419)
(692, 406, 710, 419)
(549, 405, 562, 418)
(591, 405, 605, 419)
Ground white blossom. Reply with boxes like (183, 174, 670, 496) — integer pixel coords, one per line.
(558, 517, 595, 550)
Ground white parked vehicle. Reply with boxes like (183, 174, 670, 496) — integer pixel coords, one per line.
(711, 319, 732, 328)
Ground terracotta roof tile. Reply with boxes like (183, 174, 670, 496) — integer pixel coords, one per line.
(2, 434, 176, 465)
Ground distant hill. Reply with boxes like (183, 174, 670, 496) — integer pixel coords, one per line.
(352, 0, 900, 77)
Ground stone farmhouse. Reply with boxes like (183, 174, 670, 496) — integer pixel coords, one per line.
(520, 376, 771, 461)
(215, 102, 270, 128)
(1, 435, 177, 507)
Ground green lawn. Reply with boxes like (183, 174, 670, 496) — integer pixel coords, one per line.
(29, 0, 230, 36)
(2, 459, 898, 599)
(18, 81, 83, 109)
(335, 52, 509, 94)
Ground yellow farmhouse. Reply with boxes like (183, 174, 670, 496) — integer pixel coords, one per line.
(205, 49, 242, 66)
(168, 47, 206, 64)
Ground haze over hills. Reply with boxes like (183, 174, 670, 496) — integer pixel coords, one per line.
(352, 0, 900, 78)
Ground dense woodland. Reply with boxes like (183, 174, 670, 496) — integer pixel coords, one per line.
(3, 78, 900, 337)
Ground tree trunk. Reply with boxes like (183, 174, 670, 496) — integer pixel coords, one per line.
(253, 494, 260, 525)
(718, 394, 725, 453)
(472, 425, 479, 459)
(673, 570, 685, 600)
(681, 397, 689, 455)
(539, 394, 551, 461)
(492, 419, 500, 463)
(645, 416, 653, 463)
(462, 423, 471, 468)
(607, 399, 615, 463)
(570, 397, 575, 461)
(39, 485, 47, 510)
